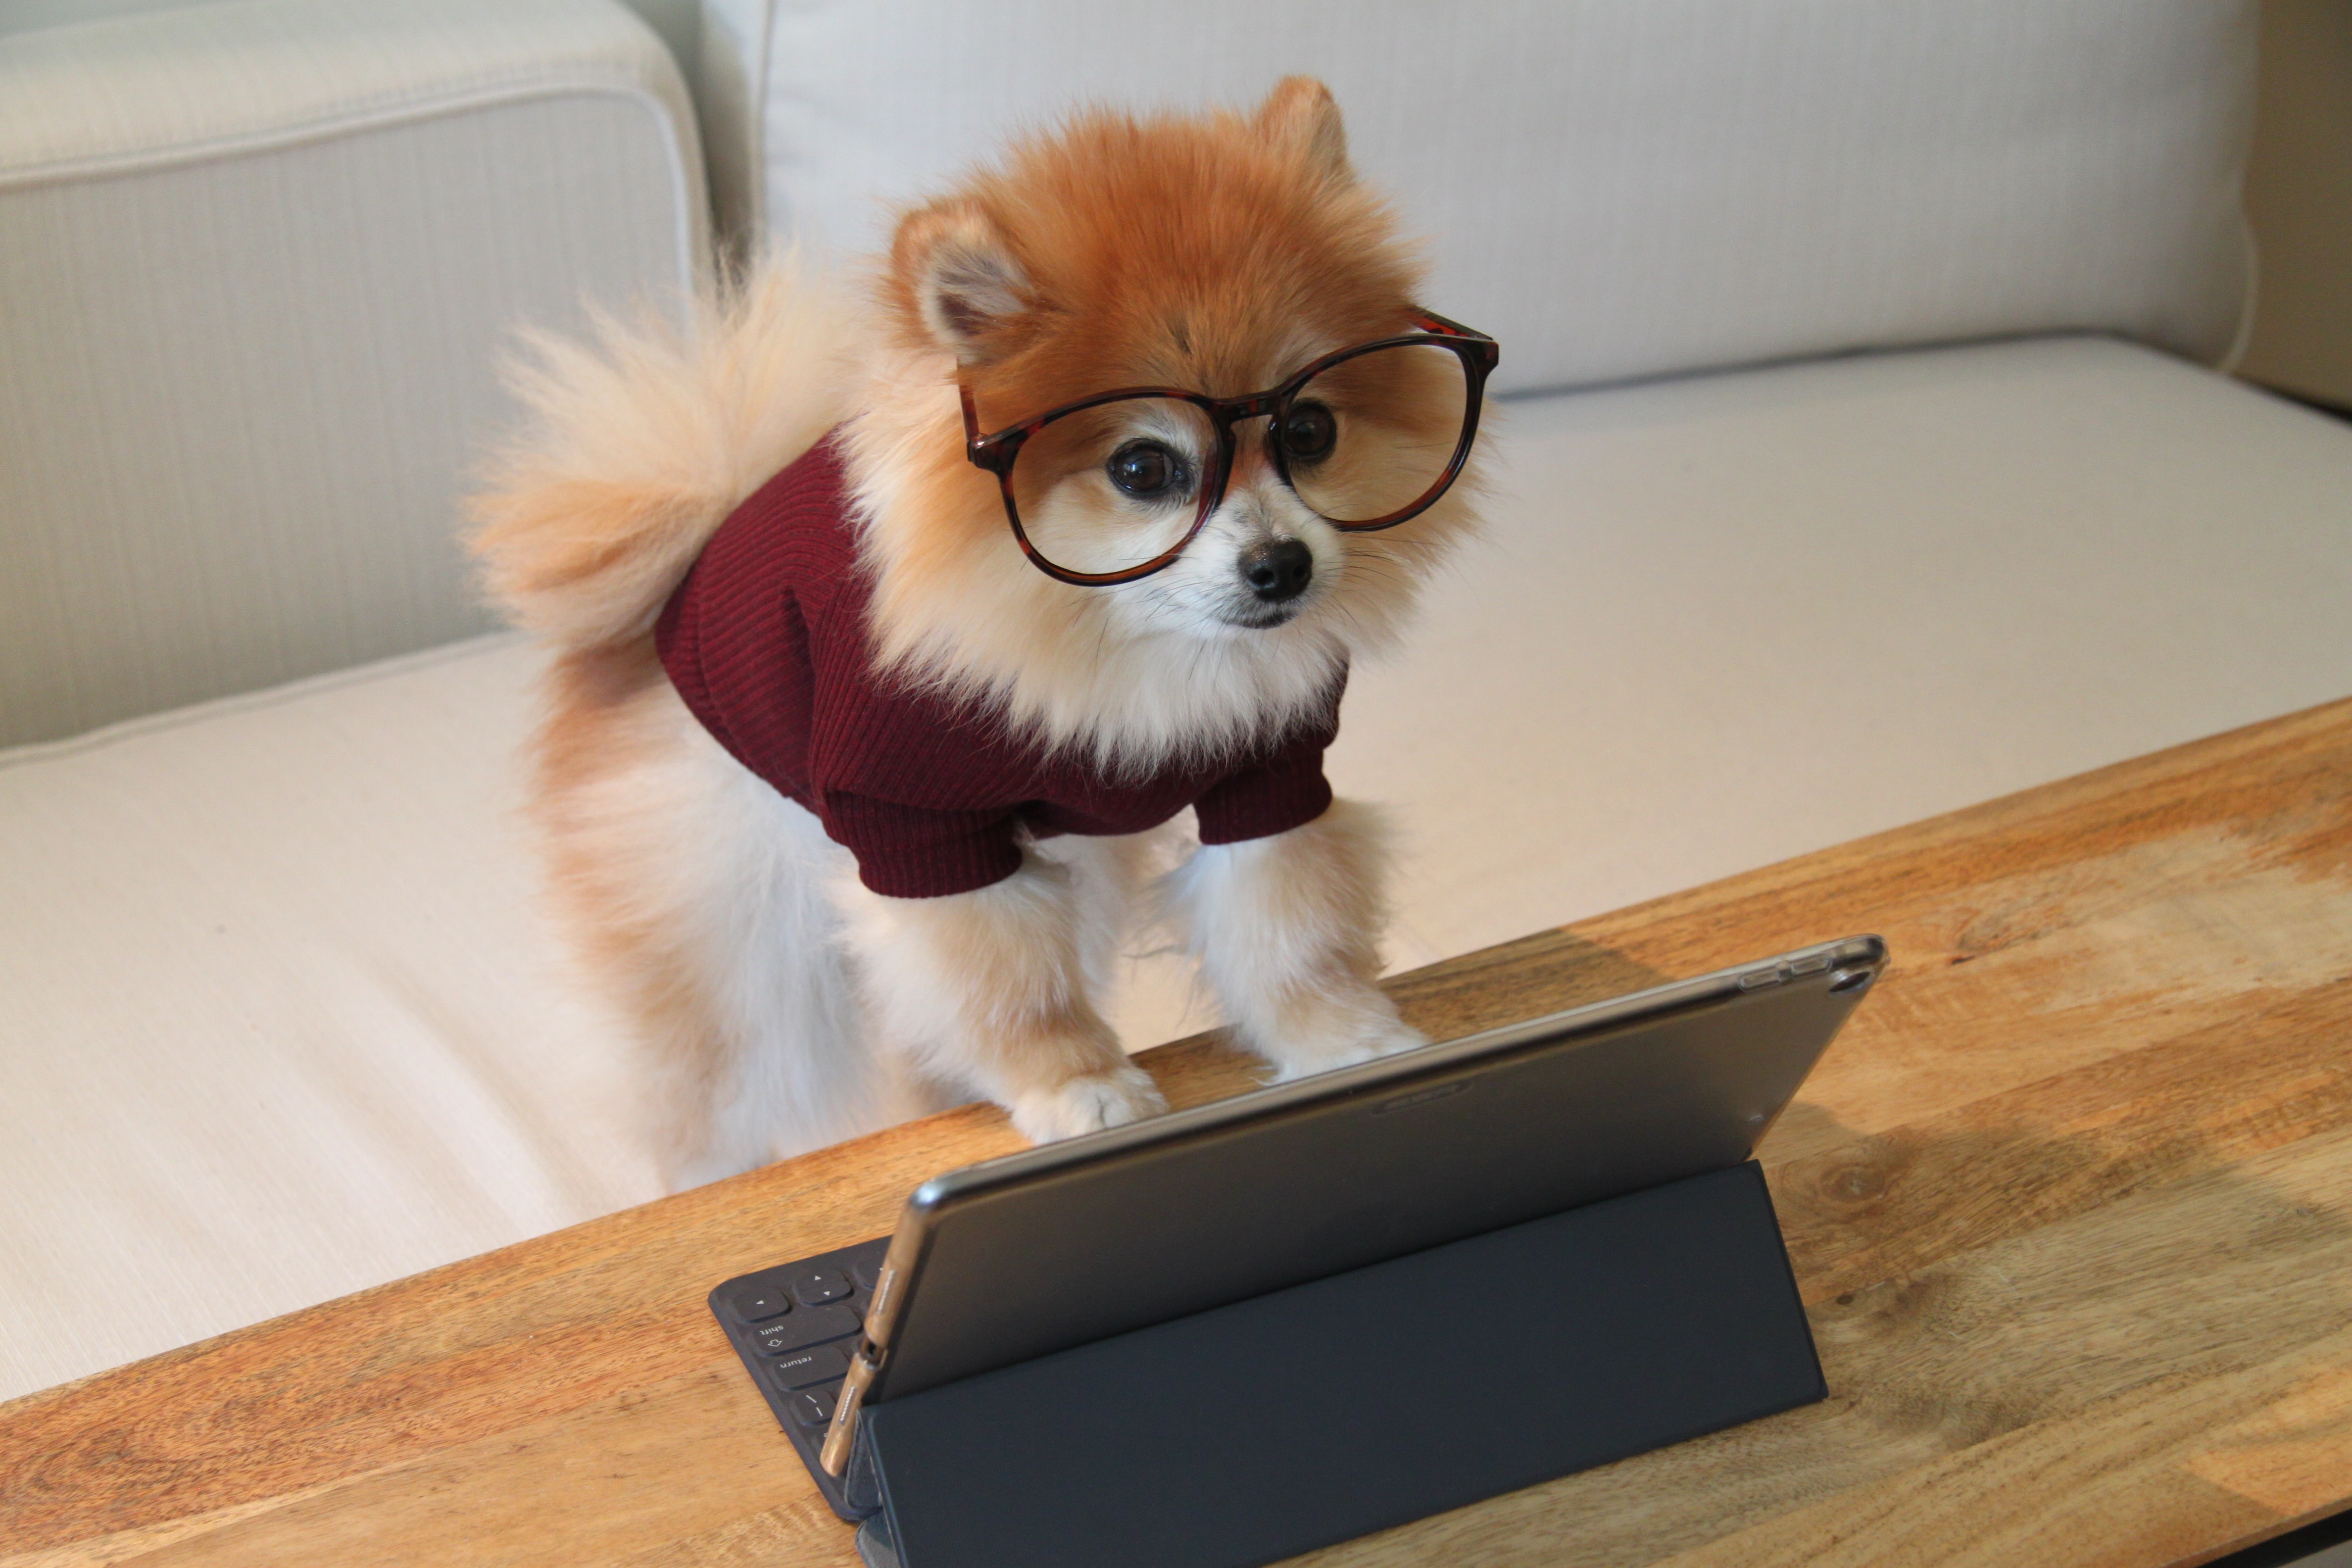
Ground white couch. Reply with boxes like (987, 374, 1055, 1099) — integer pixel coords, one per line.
(4, 0, 2350, 1403)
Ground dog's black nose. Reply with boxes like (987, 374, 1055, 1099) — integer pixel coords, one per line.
(1239, 539, 1314, 603)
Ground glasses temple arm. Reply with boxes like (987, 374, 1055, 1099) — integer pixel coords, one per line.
(1410, 308, 1470, 338)
(959, 383, 985, 454)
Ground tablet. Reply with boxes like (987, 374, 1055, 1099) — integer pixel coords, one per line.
(707, 933, 1884, 1513)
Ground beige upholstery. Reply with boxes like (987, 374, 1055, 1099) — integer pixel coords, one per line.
(0, 0, 706, 745)
(1349, 338, 2352, 966)
(700, 0, 2256, 394)
(7, 335, 2350, 1400)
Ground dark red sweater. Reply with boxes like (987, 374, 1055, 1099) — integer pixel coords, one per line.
(654, 437, 1341, 898)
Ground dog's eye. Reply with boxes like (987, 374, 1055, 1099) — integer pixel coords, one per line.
(1106, 441, 1185, 499)
(1279, 401, 1337, 462)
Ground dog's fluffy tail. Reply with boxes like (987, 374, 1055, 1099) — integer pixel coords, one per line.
(468, 251, 852, 650)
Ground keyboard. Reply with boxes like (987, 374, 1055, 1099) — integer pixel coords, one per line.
(710, 1236, 892, 1522)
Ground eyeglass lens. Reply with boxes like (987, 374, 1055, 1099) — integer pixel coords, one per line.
(1007, 397, 1219, 580)
(1280, 341, 1471, 525)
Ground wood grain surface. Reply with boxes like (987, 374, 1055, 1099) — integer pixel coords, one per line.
(5, 697, 2350, 1568)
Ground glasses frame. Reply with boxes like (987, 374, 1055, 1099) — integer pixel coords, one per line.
(959, 310, 1499, 587)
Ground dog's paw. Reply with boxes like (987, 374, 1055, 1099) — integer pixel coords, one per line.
(1264, 1010, 1429, 1083)
(1009, 1063, 1168, 1143)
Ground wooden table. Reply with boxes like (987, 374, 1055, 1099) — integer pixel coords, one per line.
(7, 698, 2352, 1568)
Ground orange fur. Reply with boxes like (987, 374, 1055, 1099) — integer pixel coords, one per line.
(469, 254, 855, 650)
(844, 79, 1482, 770)
(469, 81, 1483, 1183)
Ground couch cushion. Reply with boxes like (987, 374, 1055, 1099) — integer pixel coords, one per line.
(701, 0, 2254, 397)
(0, 0, 705, 746)
(0, 637, 664, 1403)
(1340, 336, 2352, 969)
(6, 334, 2349, 1400)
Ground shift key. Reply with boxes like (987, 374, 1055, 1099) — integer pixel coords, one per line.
(753, 1299, 860, 1355)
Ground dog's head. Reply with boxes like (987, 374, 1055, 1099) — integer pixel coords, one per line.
(846, 78, 1485, 765)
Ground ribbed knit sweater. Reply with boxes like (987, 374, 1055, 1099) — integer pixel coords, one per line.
(654, 436, 1342, 898)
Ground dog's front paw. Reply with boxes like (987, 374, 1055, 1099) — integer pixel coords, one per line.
(1009, 1063, 1169, 1143)
(1262, 1000, 1429, 1083)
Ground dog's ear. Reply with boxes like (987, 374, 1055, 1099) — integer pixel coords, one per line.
(892, 198, 1032, 363)
(1254, 76, 1351, 185)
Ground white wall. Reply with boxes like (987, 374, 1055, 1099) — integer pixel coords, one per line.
(2239, 0, 2352, 408)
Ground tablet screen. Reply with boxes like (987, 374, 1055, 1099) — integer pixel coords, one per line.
(868, 936, 1881, 1401)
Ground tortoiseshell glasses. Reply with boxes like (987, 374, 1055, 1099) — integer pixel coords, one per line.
(959, 311, 1498, 586)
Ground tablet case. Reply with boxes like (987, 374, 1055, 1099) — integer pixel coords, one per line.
(850, 1160, 1822, 1568)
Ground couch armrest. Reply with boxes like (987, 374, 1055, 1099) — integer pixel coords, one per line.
(0, 0, 708, 747)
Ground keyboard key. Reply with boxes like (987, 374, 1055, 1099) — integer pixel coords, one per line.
(790, 1387, 837, 1428)
(723, 1279, 791, 1323)
(752, 1299, 861, 1355)
(769, 1343, 849, 1390)
(791, 1268, 852, 1306)
(847, 1238, 889, 1286)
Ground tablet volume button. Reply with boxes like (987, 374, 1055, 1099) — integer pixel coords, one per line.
(867, 1262, 898, 1328)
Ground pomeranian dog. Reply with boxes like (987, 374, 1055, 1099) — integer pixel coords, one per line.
(470, 78, 1492, 1188)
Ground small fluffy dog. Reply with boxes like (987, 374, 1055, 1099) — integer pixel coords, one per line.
(471, 78, 1489, 1188)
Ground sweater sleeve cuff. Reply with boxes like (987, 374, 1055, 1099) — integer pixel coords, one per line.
(820, 791, 1026, 898)
(1193, 754, 1333, 845)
